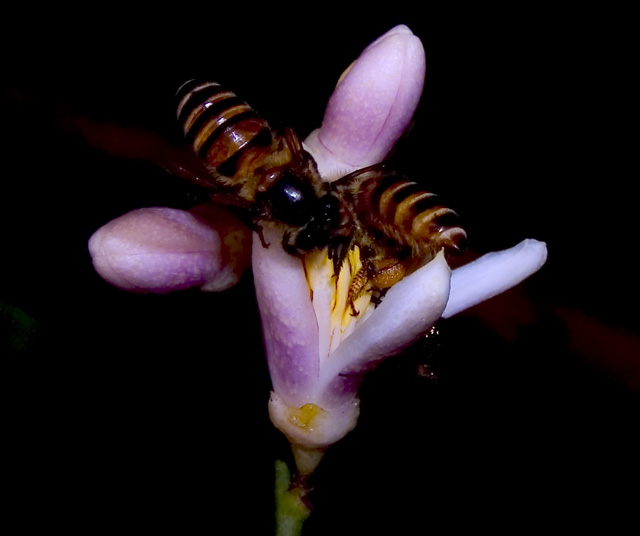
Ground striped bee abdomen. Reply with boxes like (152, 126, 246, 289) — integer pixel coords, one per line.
(175, 79, 340, 253)
(176, 80, 273, 181)
(336, 165, 467, 257)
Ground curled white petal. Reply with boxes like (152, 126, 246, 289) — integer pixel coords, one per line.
(442, 239, 548, 318)
(316, 251, 451, 408)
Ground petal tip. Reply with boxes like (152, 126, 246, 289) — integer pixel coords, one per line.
(443, 239, 549, 318)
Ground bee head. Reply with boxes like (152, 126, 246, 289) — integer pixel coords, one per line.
(293, 194, 341, 251)
(260, 173, 317, 227)
(256, 170, 342, 253)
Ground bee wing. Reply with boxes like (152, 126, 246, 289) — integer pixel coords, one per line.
(156, 143, 222, 189)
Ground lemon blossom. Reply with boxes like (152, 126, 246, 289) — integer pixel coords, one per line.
(253, 26, 546, 474)
(88, 26, 547, 476)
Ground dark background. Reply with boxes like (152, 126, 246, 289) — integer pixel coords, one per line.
(3, 5, 637, 533)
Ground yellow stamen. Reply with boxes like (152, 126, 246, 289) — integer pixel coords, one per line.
(304, 244, 376, 356)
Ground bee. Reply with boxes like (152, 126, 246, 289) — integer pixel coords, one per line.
(329, 164, 467, 304)
(175, 79, 340, 253)
(175, 79, 466, 307)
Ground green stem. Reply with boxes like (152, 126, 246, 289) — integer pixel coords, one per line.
(274, 460, 311, 536)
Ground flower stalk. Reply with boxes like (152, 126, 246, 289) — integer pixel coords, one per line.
(274, 460, 311, 536)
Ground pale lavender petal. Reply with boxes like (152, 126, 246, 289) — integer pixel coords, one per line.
(88, 206, 250, 293)
(304, 24, 425, 180)
(316, 252, 451, 409)
(252, 229, 320, 409)
(442, 239, 548, 318)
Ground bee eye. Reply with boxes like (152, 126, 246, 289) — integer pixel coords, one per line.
(294, 195, 342, 251)
(266, 175, 315, 226)
(295, 225, 322, 251)
(319, 195, 340, 226)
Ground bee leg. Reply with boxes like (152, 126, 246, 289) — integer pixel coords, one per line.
(369, 258, 407, 290)
(347, 267, 370, 317)
(370, 287, 390, 306)
(255, 225, 270, 249)
(280, 231, 300, 255)
(346, 257, 408, 315)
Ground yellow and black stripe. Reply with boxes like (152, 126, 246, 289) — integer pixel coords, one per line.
(176, 80, 273, 178)
(335, 164, 467, 256)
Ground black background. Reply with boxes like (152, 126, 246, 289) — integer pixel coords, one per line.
(3, 5, 637, 533)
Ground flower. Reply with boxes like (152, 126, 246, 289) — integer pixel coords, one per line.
(251, 26, 547, 474)
(88, 25, 547, 476)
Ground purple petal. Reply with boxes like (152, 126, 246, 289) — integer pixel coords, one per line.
(305, 25, 425, 179)
(252, 229, 320, 408)
(254, 234, 363, 450)
(88, 206, 250, 293)
(443, 239, 548, 318)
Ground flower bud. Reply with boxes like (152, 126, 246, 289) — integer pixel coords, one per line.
(88, 205, 250, 293)
(305, 25, 426, 179)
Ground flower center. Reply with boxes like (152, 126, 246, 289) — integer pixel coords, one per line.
(304, 244, 377, 359)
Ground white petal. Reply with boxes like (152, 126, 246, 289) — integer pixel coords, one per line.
(442, 239, 548, 318)
(315, 252, 451, 408)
